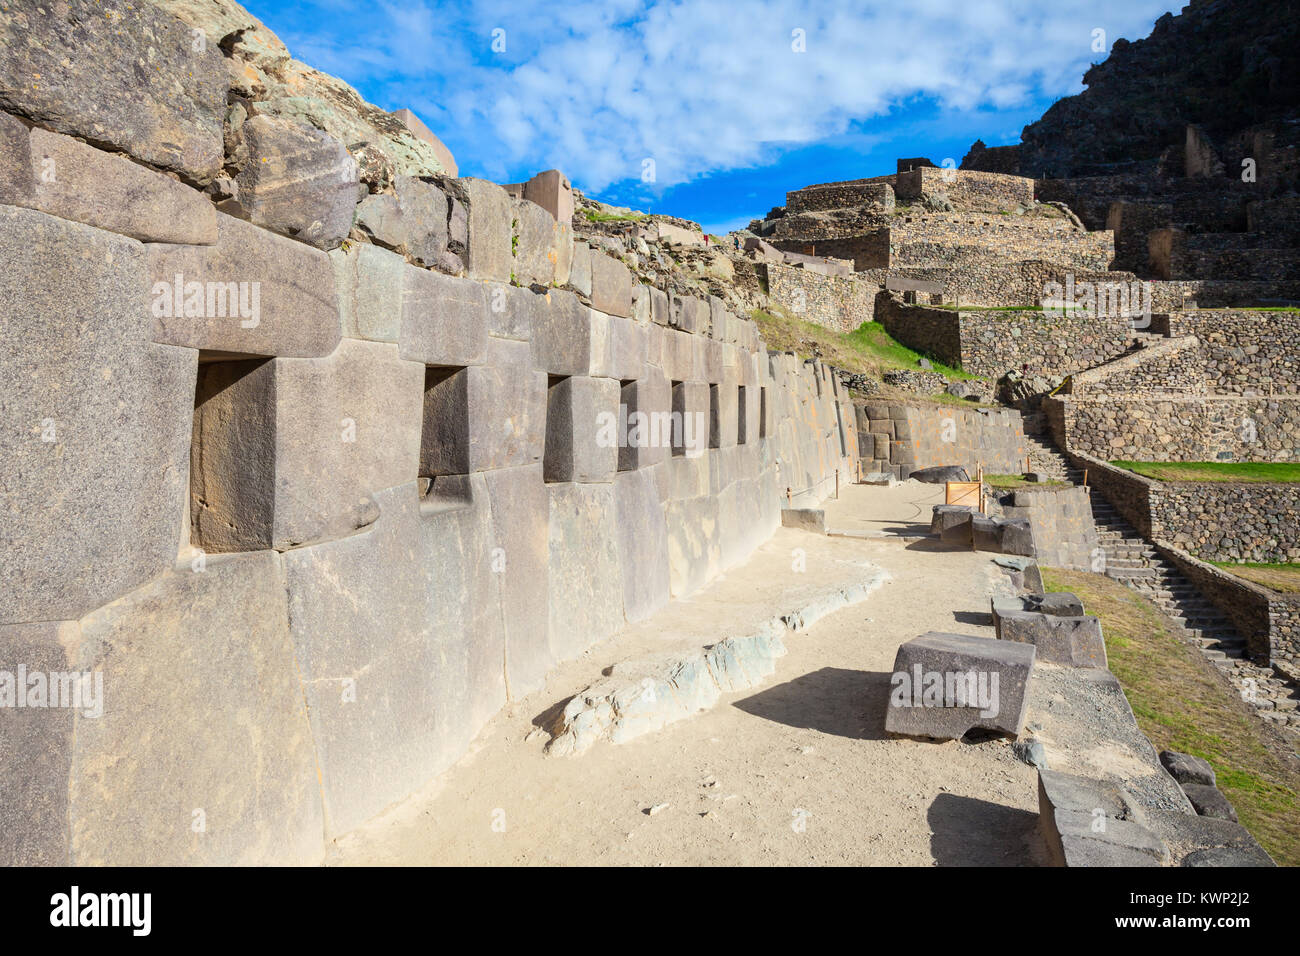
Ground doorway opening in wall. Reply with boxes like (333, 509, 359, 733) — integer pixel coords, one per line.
(189, 352, 273, 555)
(419, 364, 473, 508)
(670, 380, 685, 457)
(737, 385, 747, 445)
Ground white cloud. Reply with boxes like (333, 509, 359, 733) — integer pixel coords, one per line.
(271, 0, 1175, 192)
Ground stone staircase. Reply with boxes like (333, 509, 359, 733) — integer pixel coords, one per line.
(1020, 416, 1300, 736)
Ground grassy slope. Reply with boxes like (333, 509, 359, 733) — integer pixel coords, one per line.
(1112, 461, 1300, 483)
(1043, 568, 1300, 866)
(751, 309, 986, 405)
(1210, 562, 1300, 594)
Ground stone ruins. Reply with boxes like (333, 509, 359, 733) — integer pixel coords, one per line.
(0, 0, 1296, 867)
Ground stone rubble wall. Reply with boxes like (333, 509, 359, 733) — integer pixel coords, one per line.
(1153, 310, 1300, 395)
(0, 0, 859, 865)
(1045, 395, 1300, 462)
(1063, 335, 1207, 397)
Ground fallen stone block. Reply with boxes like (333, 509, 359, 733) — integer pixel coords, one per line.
(29, 127, 217, 244)
(1, 206, 194, 624)
(910, 465, 970, 484)
(1182, 783, 1238, 822)
(997, 518, 1035, 556)
(0, 0, 226, 181)
(995, 609, 1107, 668)
(148, 211, 341, 358)
(1024, 592, 1085, 617)
(781, 508, 826, 533)
(971, 514, 1000, 552)
(863, 471, 896, 486)
(1183, 846, 1276, 867)
(931, 504, 974, 534)
(1159, 750, 1216, 787)
(885, 631, 1035, 741)
(1037, 768, 1169, 867)
(1145, 808, 1274, 867)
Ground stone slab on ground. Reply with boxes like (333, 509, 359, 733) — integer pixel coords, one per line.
(884, 631, 1035, 741)
(995, 609, 1107, 668)
(1037, 768, 1170, 866)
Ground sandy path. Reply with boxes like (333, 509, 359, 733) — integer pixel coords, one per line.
(329, 484, 1045, 866)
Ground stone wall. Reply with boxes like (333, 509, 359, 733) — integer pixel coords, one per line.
(0, 0, 859, 866)
(1063, 336, 1206, 397)
(786, 181, 894, 214)
(1152, 309, 1300, 395)
(998, 485, 1099, 570)
(855, 402, 1027, 479)
(1046, 395, 1300, 462)
(760, 260, 878, 332)
(895, 167, 1036, 212)
(1051, 455, 1300, 564)
(877, 296, 1136, 380)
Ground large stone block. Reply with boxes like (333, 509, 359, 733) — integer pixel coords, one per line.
(613, 469, 671, 623)
(532, 289, 592, 375)
(331, 241, 406, 342)
(64, 551, 325, 864)
(234, 115, 358, 250)
(488, 283, 538, 342)
(0, 0, 226, 181)
(512, 197, 556, 287)
(28, 127, 217, 243)
(0, 206, 195, 624)
(567, 242, 593, 298)
(609, 315, 647, 381)
(885, 631, 1035, 740)
(547, 481, 624, 661)
(393, 175, 449, 267)
(665, 494, 721, 597)
(710, 383, 740, 449)
(670, 294, 707, 333)
(282, 483, 440, 837)
(590, 251, 633, 317)
(420, 340, 546, 475)
(399, 267, 489, 366)
(0, 109, 33, 204)
(995, 610, 1107, 668)
(148, 211, 341, 357)
(190, 340, 423, 552)
(1037, 769, 1169, 867)
(672, 380, 711, 458)
(445, 177, 512, 281)
(0, 621, 80, 865)
(544, 376, 618, 482)
(482, 465, 551, 696)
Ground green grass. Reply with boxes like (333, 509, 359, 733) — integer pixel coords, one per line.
(1043, 569, 1300, 866)
(844, 321, 977, 379)
(1112, 461, 1300, 483)
(1210, 562, 1300, 594)
(583, 209, 644, 222)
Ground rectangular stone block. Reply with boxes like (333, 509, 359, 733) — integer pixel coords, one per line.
(649, 286, 670, 326)
(400, 267, 489, 366)
(614, 469, 671, 623)
(0, 0, 225, 181)
(885, 631, 1035, 740)
(65, 551, 325, 864)
(670, 294, 708, 333)
(672, 381, 711, 458)
(665, 494, 721, 597)
(710, 384, 739, 449)
(609, 316, 647, 381)
(0, 109, 33, 205)
(590, 251, 633, 317)
(482, 464, 551, 696)
(191, 339, 423, 552)
(532, 290, 592, 375)
(445, 177, 512, 281)
(1038, 769, 1168, 867)
(421, 341, 546, 475)
(1, 206, 195, 624)
(663, 329, 696, 382)
(331, 241, 406, 343)
(29, 127, 218, 243)
(149, 211, 341, 358)
(996, 609, 1107, 668)
(512, 197, 556, 287)
(547, 481, 624, 660)
(631, 283, 651, 325)
(544, 376, 619, 482)
(696, 337, 724, 383)
(567, 242, 593, 298)
(487, 284, 538, 342)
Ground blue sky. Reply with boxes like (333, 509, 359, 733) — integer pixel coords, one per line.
(248, 0, 1175, 234)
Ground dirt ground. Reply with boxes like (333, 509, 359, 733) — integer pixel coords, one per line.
(329, 483, 1048, 866)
